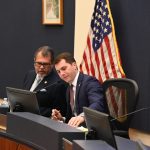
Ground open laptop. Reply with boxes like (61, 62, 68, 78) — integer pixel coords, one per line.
(6, 87, 40, 115)
(83, 107, 118, 149)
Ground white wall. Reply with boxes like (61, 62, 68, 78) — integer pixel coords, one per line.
(74, 0, 95, 66)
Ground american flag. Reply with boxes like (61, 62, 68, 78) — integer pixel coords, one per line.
(80, 0, 126, 117)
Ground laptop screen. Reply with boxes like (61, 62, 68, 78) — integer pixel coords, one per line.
(6, 87, 40, 115)
(83, 107, 117, 149)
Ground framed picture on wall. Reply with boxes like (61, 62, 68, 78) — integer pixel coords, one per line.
(42, 0, 63, 25)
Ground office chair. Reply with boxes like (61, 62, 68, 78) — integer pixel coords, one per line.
(102, 78, 139, 138)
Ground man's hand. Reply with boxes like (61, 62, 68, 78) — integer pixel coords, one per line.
(68, 116, 85, 127)
(51, 109, 63, 121)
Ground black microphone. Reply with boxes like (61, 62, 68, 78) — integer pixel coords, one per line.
(110, 107, 150, 122)
(35, 80, 61, 93)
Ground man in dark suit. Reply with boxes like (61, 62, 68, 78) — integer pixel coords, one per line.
(23, 46, 67, 117)
(51, 52, 107, 127)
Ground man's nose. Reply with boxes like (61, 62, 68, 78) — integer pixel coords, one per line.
(59, 70, 65, 76)
(40, 65, 44, 69)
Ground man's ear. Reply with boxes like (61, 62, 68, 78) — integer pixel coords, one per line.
(72, 62, 77, 67)
(72, 62, 76, 66)
(72, 62, 78, 70)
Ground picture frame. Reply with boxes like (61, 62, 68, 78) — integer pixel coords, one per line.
(42, 0, 63, 25)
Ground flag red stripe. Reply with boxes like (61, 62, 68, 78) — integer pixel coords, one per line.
(87, 36, 95, 77)
(109, 87, 118, 114)
(101, 46, 109, 80)
(95, 51, 103, 82)
(104, 36, 118, 78)
(121, 89, 126, 115)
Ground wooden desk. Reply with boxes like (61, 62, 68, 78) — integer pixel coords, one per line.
(129, 128, 150, 146)
(0, 137, 32, 150)
(0, 114, 34, 150)
(0, 114, 7, 131)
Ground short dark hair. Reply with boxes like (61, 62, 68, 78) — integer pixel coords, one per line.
(54, 52, 76, 65)
(34, 46, 54, 63)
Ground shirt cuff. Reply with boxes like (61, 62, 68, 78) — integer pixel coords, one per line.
(79, 112, 84, 117)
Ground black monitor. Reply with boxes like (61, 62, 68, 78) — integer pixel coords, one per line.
(83, 107, 117, 149)
(6, 87, 40, 114)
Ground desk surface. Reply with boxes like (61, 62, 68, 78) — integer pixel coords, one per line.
(73, 140, 115, 150)
(3, 111, 150, 150)
(7, 112, 85, 150)
(73, 136, 150, 150)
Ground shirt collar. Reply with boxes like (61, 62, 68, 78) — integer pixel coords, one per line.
(71, 71, 79, 87)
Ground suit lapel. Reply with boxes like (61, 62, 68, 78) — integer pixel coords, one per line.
(34, 76, 50, 91)
(34, 69, 56, 91)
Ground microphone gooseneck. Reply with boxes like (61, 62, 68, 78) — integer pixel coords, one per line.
(111, 107, 150, 122)
(35, 80, 61, 93)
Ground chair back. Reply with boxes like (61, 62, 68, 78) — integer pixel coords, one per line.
(102, 78, 139, 132)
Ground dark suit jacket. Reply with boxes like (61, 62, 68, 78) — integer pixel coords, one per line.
(23, 68, 68, 117)
(65, 73, 107, 123)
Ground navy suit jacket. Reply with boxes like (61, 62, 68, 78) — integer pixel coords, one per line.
(65, 73, 107, 122)
(23, 68, 68, 117)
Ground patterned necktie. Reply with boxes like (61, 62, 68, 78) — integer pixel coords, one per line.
(69, 84, 74, 111)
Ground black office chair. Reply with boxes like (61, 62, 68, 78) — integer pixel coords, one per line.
(102, 78, 139, 138)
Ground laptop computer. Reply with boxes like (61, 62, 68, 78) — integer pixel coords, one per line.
(83, 107, 118, 149)
(6, 87, 40, 115)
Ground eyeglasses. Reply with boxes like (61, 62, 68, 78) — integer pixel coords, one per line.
(34, 62, 51, 67)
